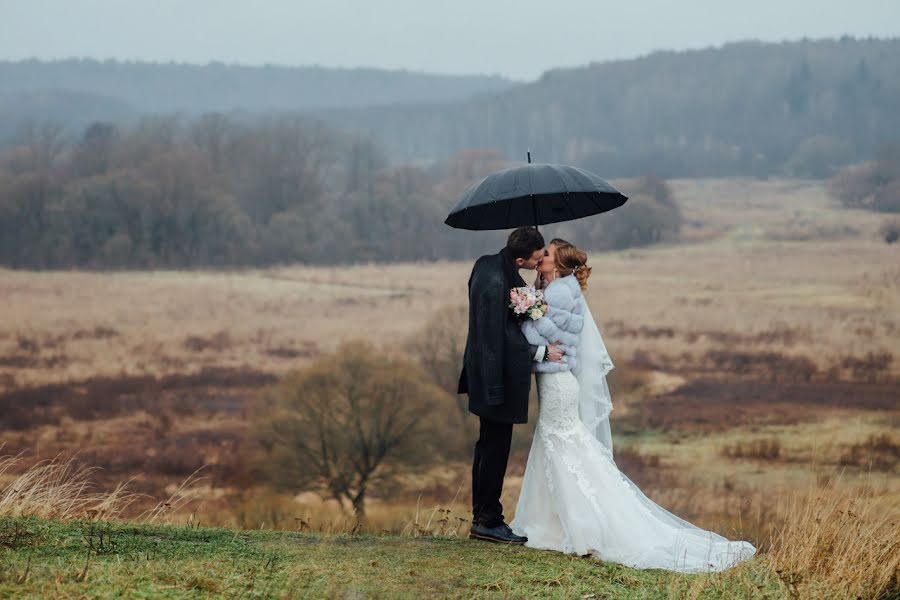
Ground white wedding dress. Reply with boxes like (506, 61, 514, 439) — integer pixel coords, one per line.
(511, 281, 756, 573)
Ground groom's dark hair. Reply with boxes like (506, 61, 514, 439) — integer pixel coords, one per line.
(506, 227, 545, 260)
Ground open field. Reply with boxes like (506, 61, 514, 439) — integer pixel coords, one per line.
(1, 178, 897, 392)
(0, 177, 898, 597)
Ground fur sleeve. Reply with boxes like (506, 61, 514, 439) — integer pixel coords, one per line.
(521, 318, 550, 347)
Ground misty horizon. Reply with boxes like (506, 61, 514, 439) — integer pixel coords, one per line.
(3, 34, 899, 82)
(3, 0, 899, 80)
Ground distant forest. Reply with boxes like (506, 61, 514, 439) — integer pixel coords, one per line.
(1, 37, 898, 268)
(3, 38, 898, 179)
(315, 38, 900, 177)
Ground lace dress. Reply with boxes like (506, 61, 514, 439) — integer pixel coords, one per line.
(510, 282, 756, 573)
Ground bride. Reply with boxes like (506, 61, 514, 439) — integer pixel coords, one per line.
(510, 238, 756, 573)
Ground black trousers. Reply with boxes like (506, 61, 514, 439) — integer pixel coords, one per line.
(471, 417, 514, 527)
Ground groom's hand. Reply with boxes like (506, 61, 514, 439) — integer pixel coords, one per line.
(547, 343, 565, 363)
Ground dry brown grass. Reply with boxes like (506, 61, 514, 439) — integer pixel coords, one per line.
(0, 366, 270, 468)
(0, 264, 461, 391)
(839, 433, 900, 473)
(136, 468, 210, 524)
(722, 438, 783, 461)
(0, 445, 211, 528)
(766, 477, 900, 599)
(0, 448, 138, 520)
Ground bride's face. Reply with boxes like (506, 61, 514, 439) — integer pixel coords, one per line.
(538, 244, 558, 278)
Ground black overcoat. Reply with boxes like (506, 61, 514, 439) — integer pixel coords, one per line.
(457, 248, 534, 424)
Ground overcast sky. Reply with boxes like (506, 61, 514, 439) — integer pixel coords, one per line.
(2, 0, 898, 80)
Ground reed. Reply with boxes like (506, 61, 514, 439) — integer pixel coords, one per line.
(0, 447, 138, 520)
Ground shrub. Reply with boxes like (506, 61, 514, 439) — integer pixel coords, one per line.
(551, 175, 683, 251)
(252, 341, 456, 517)
(839, 434, 900, 472)
(879, 219, 900, 244)
(405, 305, 473, 457)
(786, 135, 855, 178)
(830, 148, 900, 213)
(722, 438, 782, 461)
(839, 351, 893, 382)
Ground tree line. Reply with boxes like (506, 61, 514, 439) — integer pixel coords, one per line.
(0, 115, 681, 269)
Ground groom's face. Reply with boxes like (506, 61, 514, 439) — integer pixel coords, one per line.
(515, 248, 545, 270)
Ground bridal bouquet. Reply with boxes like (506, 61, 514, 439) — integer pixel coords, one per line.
(509, 286, 548, 321)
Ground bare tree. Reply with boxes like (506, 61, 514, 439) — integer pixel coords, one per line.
(253, 341, 453, 517)
(191, 112, 230, 174)
(15, 119, 66, 171)
(117, 114, 181, 168)
(235, 116, 332, 223)
(72, 121, 118, 176)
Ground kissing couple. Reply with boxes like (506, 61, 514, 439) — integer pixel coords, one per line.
(457, 227, 756, 572)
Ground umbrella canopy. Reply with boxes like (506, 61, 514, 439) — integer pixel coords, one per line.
(444, 163, 627, 231)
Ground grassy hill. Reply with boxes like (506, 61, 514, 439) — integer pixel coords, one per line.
(0, 59, 515, 115)
(0, 515, 784, 598)
(0, 58, 515, 143)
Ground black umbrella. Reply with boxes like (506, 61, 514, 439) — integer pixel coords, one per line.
(444, 153, 627, 231)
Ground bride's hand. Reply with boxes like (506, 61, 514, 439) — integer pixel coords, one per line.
(547, 343, 565, 363)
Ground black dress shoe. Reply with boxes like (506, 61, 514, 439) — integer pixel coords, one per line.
(469, 522, 528, 545)
(501, 522, 527, 543)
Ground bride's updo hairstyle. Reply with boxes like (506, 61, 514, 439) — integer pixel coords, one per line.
(550, 238, 591, 290)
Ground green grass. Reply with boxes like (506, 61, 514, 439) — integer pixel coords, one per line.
(0, 516, 792, 599)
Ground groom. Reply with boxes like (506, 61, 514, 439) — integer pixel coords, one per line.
(458, 227, 565, 544)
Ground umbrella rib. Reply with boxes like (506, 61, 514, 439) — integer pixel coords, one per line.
(562, 193, 577, 221)
(503, 194, 513, 229)
(588, 190, 606, 213)
(552, 166, 578, 222)
(568, 167, 605, 214)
